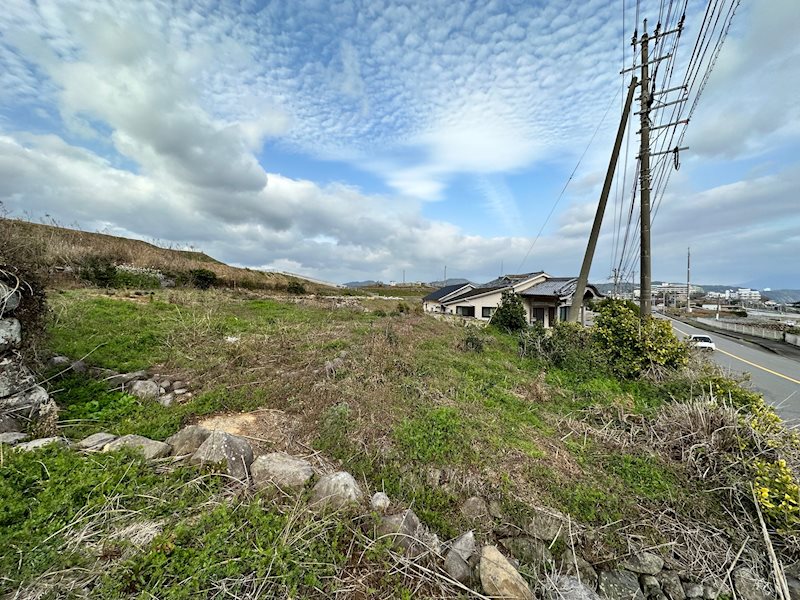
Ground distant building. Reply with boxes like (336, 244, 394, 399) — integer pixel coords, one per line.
(737, 288, 761, 302)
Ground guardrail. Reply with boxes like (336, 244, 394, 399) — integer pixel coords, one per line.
(695, 317, 784, 341)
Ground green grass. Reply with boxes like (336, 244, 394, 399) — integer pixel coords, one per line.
(395, 406, 474, 464)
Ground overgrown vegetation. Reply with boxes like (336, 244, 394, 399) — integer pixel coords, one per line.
(4, 287, 797, 596)
(490, 290, 527, 332)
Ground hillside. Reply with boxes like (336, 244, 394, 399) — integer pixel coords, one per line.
(2, 284, 798, 598)
(0, 218, 340, 294)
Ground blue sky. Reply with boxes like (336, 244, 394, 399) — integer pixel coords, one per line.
(1, 0, 798, 287)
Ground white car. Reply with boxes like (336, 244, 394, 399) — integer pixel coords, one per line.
(689, 334, 716, 351)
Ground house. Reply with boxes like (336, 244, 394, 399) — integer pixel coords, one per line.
(423, 272, 603, 327)
(422, 282, 474, 313)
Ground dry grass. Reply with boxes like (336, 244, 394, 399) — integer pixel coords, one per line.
(0, 217, 339, 293)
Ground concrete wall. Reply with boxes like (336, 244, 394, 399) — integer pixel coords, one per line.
(787, 333, 800, 347)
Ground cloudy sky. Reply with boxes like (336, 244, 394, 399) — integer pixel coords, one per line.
(1, 0, 798, 288)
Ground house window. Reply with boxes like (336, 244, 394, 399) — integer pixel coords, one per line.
(481, 307, 495, 318)
(531, 307, 545, 323)
(559, 306, 569, 322)
(456, 306, 475, 317)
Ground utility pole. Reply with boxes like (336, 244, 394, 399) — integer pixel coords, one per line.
(638, 21, 653, 319)
(443, 265, 447, 285)
(403, 269, 406, 285)
(569, 77, 639, 322)
(686, 247, 692, 313)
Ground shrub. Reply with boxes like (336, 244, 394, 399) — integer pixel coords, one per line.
(287, 281, 306, 294)
(396, 301, 410, 314)
(460, 327, 486, 352)
(593, 299, 688, 378)
(79, 255, 117, 287)
(188, 268, 217, 289)
(491, 291, 527, 333)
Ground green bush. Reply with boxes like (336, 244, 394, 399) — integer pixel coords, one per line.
(79, 255, 117, 287)
(287, 281, 306, 294)
(188, 268, 217, 289)
(491, 291, 527, 332)
(593, 299, 688, 378)
(113, 269, 161, 289)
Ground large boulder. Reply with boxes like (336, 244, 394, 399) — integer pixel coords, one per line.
(479, 545, 534, 600)
(732, 568, 768, 600)
(309, 471, 363, 511)
(78, 432, 117, 451)
(251, 452, 315, 491)
(621, 551, 664, 575)
(189, 431, 254, 480)
(166, 425, 211, 456)
(104, 434, 171, 459)
(547, 575, 602, 600)
(0, 318, 21, 352)
(598, 570, 646, 600)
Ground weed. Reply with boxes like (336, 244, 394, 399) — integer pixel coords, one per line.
(395, 406, 473, 465)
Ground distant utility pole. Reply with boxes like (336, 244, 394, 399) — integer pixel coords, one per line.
(443, 265, 447, 285)
(403, 269, 406, 285)
(569, 76, 639, 323)
(686, 247, 692, 313)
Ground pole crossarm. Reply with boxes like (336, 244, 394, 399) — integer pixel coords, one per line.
(620, 53, 671, 75)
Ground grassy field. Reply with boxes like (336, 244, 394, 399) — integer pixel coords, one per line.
(3, 287, 798, 597)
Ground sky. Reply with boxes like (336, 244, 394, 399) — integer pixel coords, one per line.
(0, 0, 798, 288)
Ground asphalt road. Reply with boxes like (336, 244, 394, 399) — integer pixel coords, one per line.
(660, 314, 800, 425)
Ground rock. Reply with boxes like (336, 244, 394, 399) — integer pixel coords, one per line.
(0, 357, 35, 397)
(190, 431, 254, 480)
(683, 582, 703, 599)
(426, 467, 442, 486)
(659, 571, 686, 600)
(0, 283, 21, 313)
(489, 499, 505, 519)
(598, 570, 646, 600)
(71, 360, 88, 373)
(103, 370, 148, 389)
(129, 379, 160, 399)
(104, 434, 171, 460)
(641, 574, 661, 596)
(0, 413, 21, 433)
(157, 393, 174, 407)
(376, 509, 423, 552)
(1, 385, 49, 417)
(251, 452, 314, 491)
(0, 432, 28, 446)
(166, 425, 211, 456)
(172, 380, 187, 390)
(47, 355, 71, 369)
(309, 471, 363, 511)
(370, 492, 391, 512)
(451, 530, 477, 562)
(702, 580, 730, 600)
(173, 388, 189, 395)
(160, 379, 172, 391)
(78, 432, 117, 450)
(560, 549, 598, 589)
(479, 545, 534, 600)
(0, 318, 22, 351)
(16, 437, 68, 451)
(444, 550, 473, 584)
(461, 496, 490, 521)
(499, 536, 552, 567)
(732, 568, 768, 600)
(548, 575, 602, 600)
(526, 506, 566, 542)
(621, 552, 664, 575)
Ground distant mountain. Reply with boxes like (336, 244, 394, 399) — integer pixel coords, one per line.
(344, 280, 382, 288)
(763, 289, 800, 304)
(427, 278, 472, 288)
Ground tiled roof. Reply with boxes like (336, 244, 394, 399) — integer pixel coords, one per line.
(518, 278, 576, 297)
(444, 285, 508, 302)
(422, 283, 470, 302)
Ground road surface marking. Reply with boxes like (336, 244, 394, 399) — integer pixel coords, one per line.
(670, 322, 800, 386)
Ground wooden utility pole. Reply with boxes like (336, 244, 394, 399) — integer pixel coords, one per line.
(638, 21, 653, 318)
(569, 77, 639, 323)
